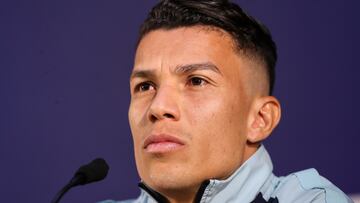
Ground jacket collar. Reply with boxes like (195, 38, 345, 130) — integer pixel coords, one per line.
(138, 145, 273, 203)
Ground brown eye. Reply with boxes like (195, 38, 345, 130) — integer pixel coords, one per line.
(135, 82, 155, 92)
(189, 77, 207, 86)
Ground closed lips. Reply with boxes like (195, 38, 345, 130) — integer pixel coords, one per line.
(143, 134, 185, 149)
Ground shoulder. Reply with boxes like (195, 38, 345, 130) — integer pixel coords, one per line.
(272, 168, 353, 203)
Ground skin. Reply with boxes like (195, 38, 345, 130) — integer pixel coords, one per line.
(128, 26, 281, 203)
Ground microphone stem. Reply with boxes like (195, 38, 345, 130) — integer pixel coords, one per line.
(51, 176, 82, 203)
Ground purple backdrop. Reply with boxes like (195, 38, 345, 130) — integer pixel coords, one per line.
(1, 0, 359, 202)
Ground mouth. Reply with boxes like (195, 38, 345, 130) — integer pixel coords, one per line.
(143, 134, 185, 153)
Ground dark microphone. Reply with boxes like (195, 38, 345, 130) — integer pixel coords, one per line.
(51, 158, 109, 203)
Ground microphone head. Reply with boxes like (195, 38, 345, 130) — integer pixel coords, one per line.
(75, 158, 109, 185)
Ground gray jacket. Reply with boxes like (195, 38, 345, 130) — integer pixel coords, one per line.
(100, 145, 353, 203)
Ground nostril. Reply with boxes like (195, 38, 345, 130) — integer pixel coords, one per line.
(150, 114, 157, 122)
(149, 113, 175, 122)
(163, 113, 174, 119)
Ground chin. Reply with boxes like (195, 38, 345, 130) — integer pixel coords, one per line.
(143, 163, 198, 191)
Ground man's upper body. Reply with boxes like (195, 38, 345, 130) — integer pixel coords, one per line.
(100, 145, 353, 203)
(103, 0, 352, 202)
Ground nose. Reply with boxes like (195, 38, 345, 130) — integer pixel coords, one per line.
(147, 85, 180, 122)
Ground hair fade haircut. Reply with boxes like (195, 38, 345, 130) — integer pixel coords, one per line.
(138, 0, 277, 95)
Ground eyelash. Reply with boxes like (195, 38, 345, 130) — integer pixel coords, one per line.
(133, 76, 209, 93)
(134, 81, 155, 93)
(187, 76, 208, 86)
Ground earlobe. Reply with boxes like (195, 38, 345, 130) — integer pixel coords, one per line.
(247, 96, 281, 143)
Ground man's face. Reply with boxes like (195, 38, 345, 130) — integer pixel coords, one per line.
(129, 27, 254, 192)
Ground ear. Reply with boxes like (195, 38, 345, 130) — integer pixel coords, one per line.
(246, 96, 281, 143)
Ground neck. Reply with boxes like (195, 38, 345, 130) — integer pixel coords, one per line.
(139, 180, 210, 203)
(140, 145, 261, 203)
(164, 189, 197, 203)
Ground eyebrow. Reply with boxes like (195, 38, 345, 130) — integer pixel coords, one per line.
(130, 62, 222, 80)
(130, 69, 156, 80)
(174, 62, 222, 75)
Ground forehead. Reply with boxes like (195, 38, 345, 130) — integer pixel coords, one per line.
(134, 26, 242, 73)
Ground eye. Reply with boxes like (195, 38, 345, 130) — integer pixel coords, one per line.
(188, 76, 208, 86)
(134, 81, 155, 92)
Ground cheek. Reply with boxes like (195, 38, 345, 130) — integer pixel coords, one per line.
(185, 92, 247, 163)
(186, 90, 245, 135)
(128, 106, 138, 141)
(129, 98, 145, 123)
(128, 103, 146, 178)
(128, 101, 146, 155)
(128, 96, 153, 134)
(186, 95, 244, 140)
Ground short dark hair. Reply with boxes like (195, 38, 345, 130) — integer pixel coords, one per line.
(138, 0, 277, 95)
